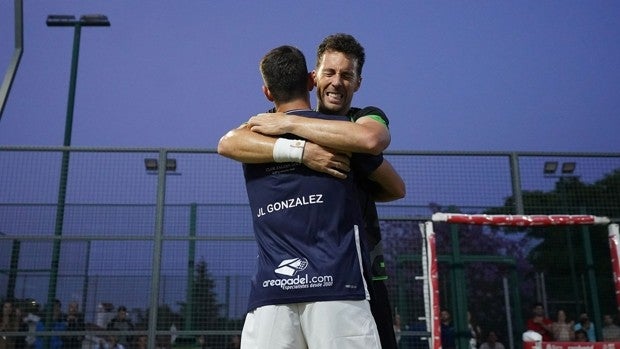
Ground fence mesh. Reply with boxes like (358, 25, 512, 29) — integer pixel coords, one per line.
(1, 147, 619, 348)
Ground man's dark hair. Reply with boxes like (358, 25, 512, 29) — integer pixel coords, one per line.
(316, 33, 365, 77)
(259, 45, 309, 103)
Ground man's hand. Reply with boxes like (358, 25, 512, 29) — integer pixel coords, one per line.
(302, 142, 351, 179)
(248, 113, 290, 136)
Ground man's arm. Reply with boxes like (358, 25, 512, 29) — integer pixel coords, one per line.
(217, 123, 351, 179)
(367, 159, 406, 202)
(217, 123, 275, 163)
(247, 113, 390, 155)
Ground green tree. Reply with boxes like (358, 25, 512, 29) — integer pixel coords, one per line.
(178, 259, 223, 330)
(487, 169, 620, 318)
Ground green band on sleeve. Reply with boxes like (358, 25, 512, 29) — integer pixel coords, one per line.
(363, 114, 388, 128)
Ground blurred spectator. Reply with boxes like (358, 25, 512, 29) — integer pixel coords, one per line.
(602, 314, 620, 341)
(64, 301, 85, 349)
(441, 309, 456, 349)
(551, 309, 574, 341)
(468, 311, 482, 348)
(1, 300, 19, 349)
(573, 313, 595, 342)
(197, 335, 207, 349)
(22, 306, 41, 348)
(479, 330, 505, 349)
(393, 313, 402, 345)
(526, 302, 553, 341)
(228, 334, 241, 349)
(106, 306, 134, 348)
(134, 335, 148, 349)
(574, 329, 588, 342)
(34, 299, 67, 349)
(98, 333, 125, 349)
(13, 307, 28, 349)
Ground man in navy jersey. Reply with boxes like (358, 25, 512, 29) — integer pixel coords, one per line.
(219, 45, 396, 349)
(230, 34, 403, 349)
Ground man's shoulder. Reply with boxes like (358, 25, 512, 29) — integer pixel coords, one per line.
(348, 106, 389, 126)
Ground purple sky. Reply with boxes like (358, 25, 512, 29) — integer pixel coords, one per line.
(1, 1, 619, 152)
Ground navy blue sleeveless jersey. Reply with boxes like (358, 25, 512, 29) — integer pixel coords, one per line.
(243, 110, 383, 312)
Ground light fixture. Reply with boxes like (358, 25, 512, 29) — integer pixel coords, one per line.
(144, 158, 177, 172)
(46, 14, 110, 27)
(561, 162, 576, 174)
(144, 158, 158, 171)
(543, 161, 558, 175)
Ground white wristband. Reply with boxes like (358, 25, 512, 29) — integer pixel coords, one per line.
(273, 138, 306, 163)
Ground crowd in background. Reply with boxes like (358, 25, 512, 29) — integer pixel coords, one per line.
(0, 299, 240, 349)
(436, 304, 620, 349)
(4, 297, 620, 348)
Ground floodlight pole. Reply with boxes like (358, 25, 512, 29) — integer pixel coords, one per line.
(46, 14, 109, 334)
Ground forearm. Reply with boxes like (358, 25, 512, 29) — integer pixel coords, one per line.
(218, 124, 350, 178)
(367, 159, 406, 202)
(217, 124, 276, 163)
(285, 116, 390, 155)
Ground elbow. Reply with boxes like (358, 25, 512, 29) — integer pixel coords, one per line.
(390, 176, 407, 200)
(392, 181, 406, 200)
(217, 133, 233, 158)
(395, 183, 406, 200)
(362, 133, 391, 155)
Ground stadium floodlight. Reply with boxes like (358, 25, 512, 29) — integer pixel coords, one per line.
(46, 14, 110, 27)
(46, 13, 109, 337)
(561, 162, 576, 174)
(543, 161, 558, 175)
(79, 14, 111, 26)
(144, 158, 178, 172)
(144, 158, 159, 171)
(46, 15, 77, 26)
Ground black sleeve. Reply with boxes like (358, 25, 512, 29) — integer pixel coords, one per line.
(351, 152, 384, 178)
(350, 106, 389, 126)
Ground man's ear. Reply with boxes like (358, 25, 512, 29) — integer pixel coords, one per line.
(354, 76, 362, 92)
(311, 70, 318, 87)
(306, 72, 314, 91)
(262, 85, 274, 101)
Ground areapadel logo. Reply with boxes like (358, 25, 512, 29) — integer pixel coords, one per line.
(274, 257, 308, 276)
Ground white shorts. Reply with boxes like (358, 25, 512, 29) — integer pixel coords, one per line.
(240, 300, 381, 349)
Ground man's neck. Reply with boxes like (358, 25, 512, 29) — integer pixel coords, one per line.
(275, 99, 312, 113)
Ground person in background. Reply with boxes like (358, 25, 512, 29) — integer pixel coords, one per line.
(64, 301, 85, 349)
(13, 307, 28, 349)
(551, 309, 574, 341)
(1, 300, 19, 349)
(468, 311, 482, 348)
(47, 299, 67, 349)
(106, 306, 133, 348)
(479, 331, 505, 349)
(441, 309, 456, 349)
(602, 313, 620, 341)
(228, 334, 241, 349)
(526, 302, 553, 341)
(393, 312, 402, 346)
(573, 313, 595, 342)
(574, 329, 588, 342)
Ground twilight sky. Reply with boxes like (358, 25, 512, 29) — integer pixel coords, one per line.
(1, 1, 619, 152)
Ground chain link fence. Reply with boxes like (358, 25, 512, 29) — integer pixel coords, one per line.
(1, 146, 619, 348)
